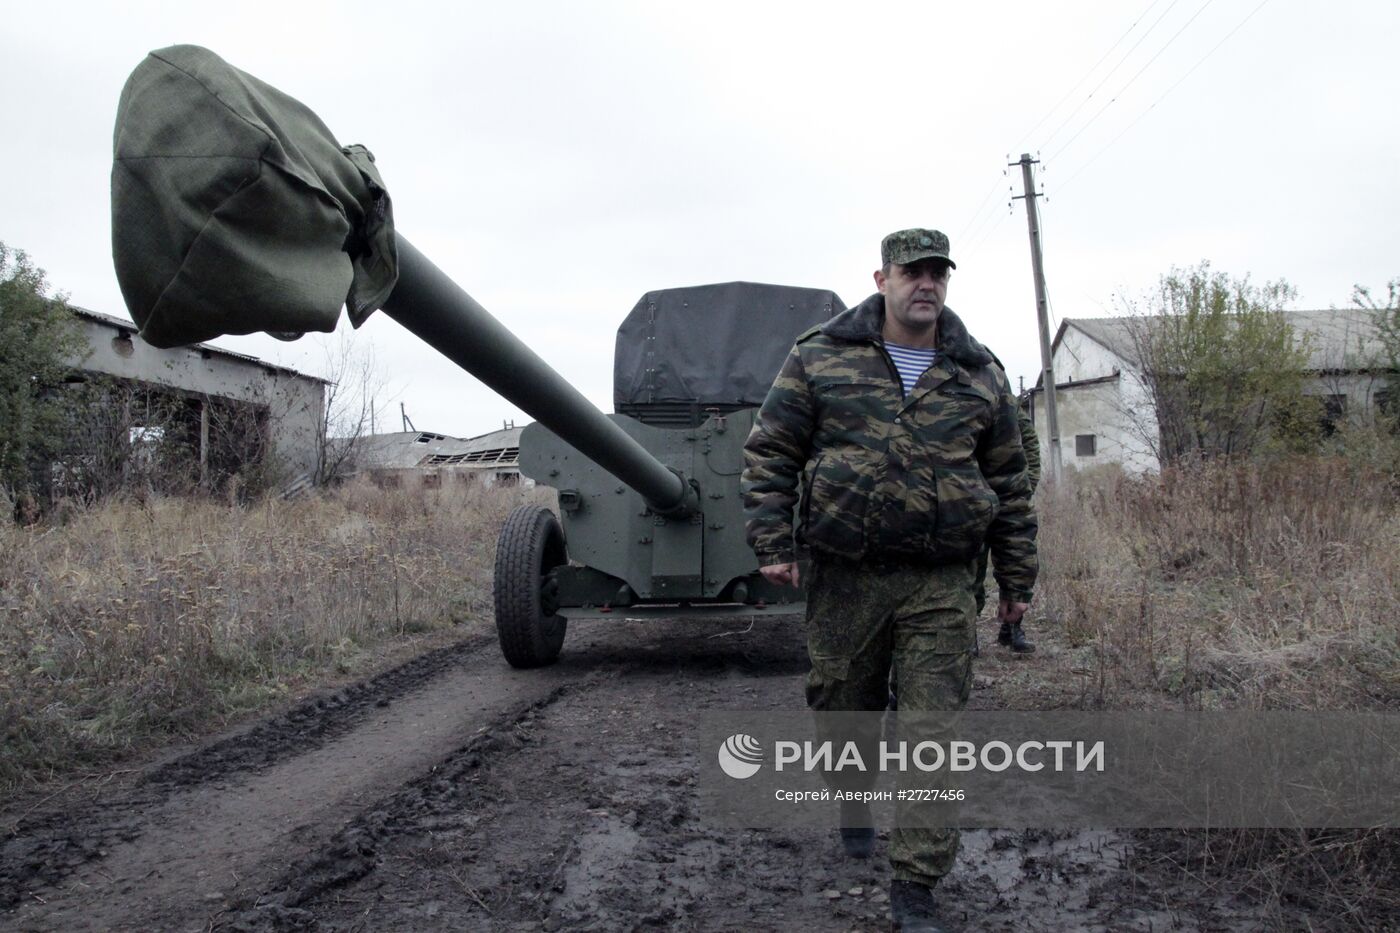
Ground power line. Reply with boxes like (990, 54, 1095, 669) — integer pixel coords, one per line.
(959, 174, 1014, 252)
(1039, 0, 1186, 154)
(1015, 0, 1166, 153)
(1046, 0, 1217, 163)
(981, 0, 1207, 251)
(1055, 0, 1274, 192)
(962, 205, 1014, 264)
(964, 189, 1015, 260)
(954, 171, 1008, 245)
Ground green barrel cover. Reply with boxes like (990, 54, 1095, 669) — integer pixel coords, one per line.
(111, 45, 397, 348)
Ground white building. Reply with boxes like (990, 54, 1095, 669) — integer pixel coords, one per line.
(1027, 308, 1391, 473)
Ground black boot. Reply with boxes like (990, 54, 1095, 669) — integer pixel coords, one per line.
(997, 620, 1035, 653)
(889, 880, 943, 932)
(839, 800, 874, 858)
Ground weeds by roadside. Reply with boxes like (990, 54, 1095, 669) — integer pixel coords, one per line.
(990, 455, 1400, 929)
(1142, 828, 1400, 930)
(0, 478, 537, 793)
(1023, 456, 1400, 712)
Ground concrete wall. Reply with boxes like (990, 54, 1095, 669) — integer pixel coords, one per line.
(1113, 369, 1160, 472)
(1031, 328, 1161, 474)
(1053, 326, 1123, 382)
(71, 314, 326, 479)
(1303, 372, 1390, 427)
(1032, 378, 1159, 475)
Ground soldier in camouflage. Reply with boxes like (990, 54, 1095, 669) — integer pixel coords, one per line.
(742, 228, 1038, 932)
(984, 378, 1040, 652)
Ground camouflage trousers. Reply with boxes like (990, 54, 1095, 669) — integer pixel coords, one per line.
(973, 545, 991, 615)
(804, 558, 976, 886)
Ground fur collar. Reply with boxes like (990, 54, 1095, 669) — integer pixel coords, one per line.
(820, 293, 994, 368)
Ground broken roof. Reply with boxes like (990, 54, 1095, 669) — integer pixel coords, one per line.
(352, 427, 523, 470)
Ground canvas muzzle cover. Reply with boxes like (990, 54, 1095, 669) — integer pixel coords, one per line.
(110, 45, 397, 348)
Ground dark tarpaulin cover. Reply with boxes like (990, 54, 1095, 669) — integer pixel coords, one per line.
(613, 282, 846, 407)
(110, 45, 397, 348)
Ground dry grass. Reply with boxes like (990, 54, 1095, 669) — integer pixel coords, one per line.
(4, 452, 1396, 922)
(0, 477, 538, 792)
(990, 455, 1400, 928)
(1020, 456, 1400, 712)
(1142, 828, 1400, 931)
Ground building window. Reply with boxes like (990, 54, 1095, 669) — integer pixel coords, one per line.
(1320, 395, 1346, 437)
(1377, 388, 1398, 433)
(1075, 434, 1097, 457)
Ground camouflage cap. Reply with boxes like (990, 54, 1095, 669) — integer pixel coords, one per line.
(881, 228, 956, 269)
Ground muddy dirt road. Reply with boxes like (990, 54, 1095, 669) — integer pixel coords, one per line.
(3, 616, 1271, 931)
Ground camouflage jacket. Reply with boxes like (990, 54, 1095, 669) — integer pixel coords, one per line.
(1018, 408, 1041, 493)
(986, 350, 1040, 494)
(741, 295, 1038, 601)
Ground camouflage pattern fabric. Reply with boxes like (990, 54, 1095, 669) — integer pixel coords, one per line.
(881, 228, 957, 269)
(975, 406, 1040, 613)
(742, 294, 1038, 602)
(1017, 407, 1041, 494)
(743, 292, 1039, 884)
(806, 560, 975, 884)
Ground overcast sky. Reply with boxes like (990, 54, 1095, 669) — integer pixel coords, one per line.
(5, 1, 1397, 438)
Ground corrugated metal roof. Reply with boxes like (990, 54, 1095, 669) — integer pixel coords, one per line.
(1285, 308, 1389, 370)
(1059, 308, 1387, 373)
(353, 427, 524, 470)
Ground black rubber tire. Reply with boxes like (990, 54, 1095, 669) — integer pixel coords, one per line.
(493, 505, 568, 668)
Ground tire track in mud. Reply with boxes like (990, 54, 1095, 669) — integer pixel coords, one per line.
(217, 683, 582, 931)
(213, 620, 842, 930)
(229, 617, 1275, 933)
(2, 631, 603, 931)
(147, 635, 499, 789)
(2, 616, 807, 932)
(216, 618, 814, 930)
(0, 635, 495, 913)
(5, 614, 1278, 931)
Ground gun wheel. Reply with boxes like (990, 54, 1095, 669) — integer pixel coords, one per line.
(494, 505, 568, 668)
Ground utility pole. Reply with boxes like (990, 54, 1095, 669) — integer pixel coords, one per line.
(401, 402, 415, 433)
(1011, 152, 1062, 484)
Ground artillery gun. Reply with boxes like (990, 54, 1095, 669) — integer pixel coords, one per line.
(109, 46, 840, 668)
(499, 282, 842, 666)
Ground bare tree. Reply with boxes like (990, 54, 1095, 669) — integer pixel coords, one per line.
(314, 330, 389, 486)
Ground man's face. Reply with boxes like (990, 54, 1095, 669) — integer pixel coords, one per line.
(874, 258, 951, 334)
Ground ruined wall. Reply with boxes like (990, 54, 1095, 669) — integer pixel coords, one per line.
(70, 313, 325, 482)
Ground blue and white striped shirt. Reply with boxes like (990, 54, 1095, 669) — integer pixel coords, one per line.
(885, 342, 938, 397)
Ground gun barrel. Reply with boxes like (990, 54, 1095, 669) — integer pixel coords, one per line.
(381, 235, 697, 517)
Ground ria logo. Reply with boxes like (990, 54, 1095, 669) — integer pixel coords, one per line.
(718, 733, 764, 779)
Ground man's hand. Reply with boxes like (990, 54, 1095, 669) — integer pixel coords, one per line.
(997, 599, 1029, 625)
(759, 561, 801, 588)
